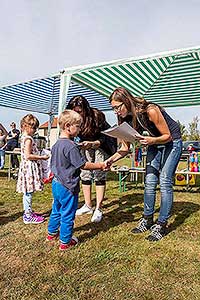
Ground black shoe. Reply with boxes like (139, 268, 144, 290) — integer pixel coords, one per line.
(132, 217, 153, 234)
(146, 223, 166, 242)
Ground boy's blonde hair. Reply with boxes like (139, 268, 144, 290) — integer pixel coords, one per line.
(58, 109, 82, 130)
(20, 114, 39, 130)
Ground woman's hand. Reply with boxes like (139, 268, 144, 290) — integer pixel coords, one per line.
(139, 136, 157, 146)
(103, 158, 113, 171)
(99, 161, 109, 171)
(139, 134, 171, 146)
(81, 141, 100, 150)
(81, 141, 93, 149)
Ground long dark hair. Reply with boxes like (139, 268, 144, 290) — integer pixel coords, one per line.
(66, 95, 105, 138)
(109, 87, 148, 128)
(109, 87, 162, 128)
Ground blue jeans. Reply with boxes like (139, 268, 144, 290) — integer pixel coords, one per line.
(144, 139, 182, 223)
(0, 149, 5, 169)
(48, 179, 78, 244)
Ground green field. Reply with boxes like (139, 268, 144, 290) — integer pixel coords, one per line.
(1, 160, 200, 300)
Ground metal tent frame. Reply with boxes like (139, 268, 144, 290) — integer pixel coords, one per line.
(1, 45, 200, 144)
(58, 45, 200, 116)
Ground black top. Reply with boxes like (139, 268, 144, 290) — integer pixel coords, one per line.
(79, 120, 117, 156)
(123, 105, 181, 141)
(7, 129, 20, 148)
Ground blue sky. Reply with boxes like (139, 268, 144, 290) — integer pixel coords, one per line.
(0, 0, 200, 129)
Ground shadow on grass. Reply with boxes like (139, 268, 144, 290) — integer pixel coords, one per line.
(41, 209, 52, 218)
(0, 171, 8, 177)
(74, 192, 144, 242)
(173, 187, 200, 193)
(0, 209, 52, 225)
(0, 211, 22, 225)
(75, 194, 200, 241)
(168, 201, 200, 232)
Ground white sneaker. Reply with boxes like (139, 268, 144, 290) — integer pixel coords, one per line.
(91, 209, 103, 223)
(76, 204, 93, 216)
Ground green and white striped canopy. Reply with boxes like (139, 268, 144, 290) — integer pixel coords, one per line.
(66, 45, 200, 109)
(1, 46, 200, 116)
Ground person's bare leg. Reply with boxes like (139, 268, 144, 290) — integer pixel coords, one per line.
(95, 185, 106, 210)
(91, 184, 105, 223)
(82, 184, 92, 208)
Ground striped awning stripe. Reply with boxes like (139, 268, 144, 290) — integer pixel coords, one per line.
(0, 76, 60, 114)
(0, 76, 111, 114)
(71, 55, 176, 98)
(71, 47, 200, 108)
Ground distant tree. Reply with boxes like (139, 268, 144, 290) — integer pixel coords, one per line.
(176, 120, 188, 140)
(188, 116, 200, 140)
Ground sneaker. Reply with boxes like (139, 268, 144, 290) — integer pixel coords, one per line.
(91, 208, 103, 223)
(32, 211, 42, 217)
(146, 223, 166, 242)
(131, 217, 153, 234)
(76, 204, 93, 216)
(23, 213, 45, 224)
(46, 232, 59, 242)
(59, 236, 78, 251)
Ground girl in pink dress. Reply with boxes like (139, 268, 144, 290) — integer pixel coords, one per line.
(17, 114, 49, 224)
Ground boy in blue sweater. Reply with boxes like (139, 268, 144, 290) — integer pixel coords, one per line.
(46, 110, 106, 251)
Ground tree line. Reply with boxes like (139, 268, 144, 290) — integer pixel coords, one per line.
(177, 116, 200, 141)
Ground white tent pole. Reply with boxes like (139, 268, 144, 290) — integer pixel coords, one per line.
(58, 72, 71, 115)
(46, 76, 57, 147)
(47, 114, 54, 148)
(57, 72, 72, 137)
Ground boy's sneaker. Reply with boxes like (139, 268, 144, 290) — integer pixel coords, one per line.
(76, 204, 93, 216)
(91, 208, 103, 223)
(146, 223, 167, 242)
(131, 217, 153, 234)
(59, 236, 78, 251)
(46, 232, 59, 242)
(23, 213, 45, 224)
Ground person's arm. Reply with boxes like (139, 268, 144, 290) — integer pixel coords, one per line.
(140, 106, 171, 146)
(1, 142, 7, 150)
(81, 161, 106, 170)
(105, 140, 130, 166)
(80, 140, 101, 150)
(6, 133, 13, 140)
(0, 135, 7, 149)
(24, 138, 49, 160)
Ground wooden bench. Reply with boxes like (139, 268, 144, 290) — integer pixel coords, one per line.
(113, 167, 200, 192)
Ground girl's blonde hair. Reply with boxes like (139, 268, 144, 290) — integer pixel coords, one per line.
(59, 110, 82, 130)
(20, 114, 39, 131)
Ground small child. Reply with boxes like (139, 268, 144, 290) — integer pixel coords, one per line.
(46, 110, 106, 251)
(17, 114, 49, 224)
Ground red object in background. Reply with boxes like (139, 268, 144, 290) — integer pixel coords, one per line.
(43, 172, 54, 184)
(187, 145, 195, 152)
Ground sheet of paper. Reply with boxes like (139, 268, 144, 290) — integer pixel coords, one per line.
(102, 122, 143, 143)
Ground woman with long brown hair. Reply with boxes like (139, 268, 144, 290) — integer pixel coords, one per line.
(106, 87, 182, 241)
(66, 95, 116, 223)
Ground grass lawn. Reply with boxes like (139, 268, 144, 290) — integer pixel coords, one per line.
(1, 161, 200, 300)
